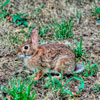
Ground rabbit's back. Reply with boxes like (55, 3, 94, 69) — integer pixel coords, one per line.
(38, 43, 76, 72)
(40, 43, 75, 59)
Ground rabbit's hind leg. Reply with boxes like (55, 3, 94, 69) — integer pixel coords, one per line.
(55, 56, 75, 75)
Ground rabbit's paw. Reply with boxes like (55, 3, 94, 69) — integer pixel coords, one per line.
(34, 77, 40, 81)
(33, 71, 43, 81)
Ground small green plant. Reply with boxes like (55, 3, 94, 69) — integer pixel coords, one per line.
(0, 9, 9, 20)
(39, 26, 50, 37)
(73, 37, 85, 58)
(82, 60, 99, 77)
(43, 71, 84, 99)
(91, 83, 100, 94)
(92, 1, 100, 23)
(0, 0, 28, 26)
(1, 0, 10, 8)
(1, 77, 36, 100)
(0, 0, 10, 20)
(52, 18, 74, 39)
(10, 13, 28, 26)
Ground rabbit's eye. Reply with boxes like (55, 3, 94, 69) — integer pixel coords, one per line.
(24, 45, 28, 50)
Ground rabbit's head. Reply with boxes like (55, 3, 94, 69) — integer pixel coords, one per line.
(17, 27, 39, 58)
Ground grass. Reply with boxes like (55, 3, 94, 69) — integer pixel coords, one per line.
(0, 1, 43, 26)
(22, 18, 74, 41)
(42, 71, 84, 99)
(91, 83, 100, 95)
(0, 0, 100, 100)
(82, 60, 99, 77)
(1, 77, 37, 100)
(39, 26, 50, 37)
(0, 0, 10, 20)
(52, 18, 74, 39)
(92, 1, 100, 22)
(10, 13, 28, 26)
(1, 0, 10, 8)
(8, 32, 27, 45)
(37, 18, 74, 40)
(35, 4, 44, 17)
(73, 37, 85, 58)
(0, 0, 74, 42)
(1, 73, 84, 100)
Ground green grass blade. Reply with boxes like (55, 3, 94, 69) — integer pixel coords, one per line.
(61, 90, 74, 97)
(29, 91, 36, 100)
(64, 76, 84, 92)
(73, 76, 84, 91)
(5, 87, 15, 97)
(2, 98, 9, 100)
(1, 0, 10, 8)
(27, 81, 34, 96)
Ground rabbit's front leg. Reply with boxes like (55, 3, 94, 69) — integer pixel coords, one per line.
(34, 71, 44, 81)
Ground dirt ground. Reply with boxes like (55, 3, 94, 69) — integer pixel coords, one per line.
(0, 0, 100, 100)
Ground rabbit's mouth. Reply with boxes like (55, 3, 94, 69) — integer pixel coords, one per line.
(18, 54, 25, 58)
(18, 54, 32, 59)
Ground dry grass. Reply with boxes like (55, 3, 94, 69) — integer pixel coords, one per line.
(0, 0, 100, 100)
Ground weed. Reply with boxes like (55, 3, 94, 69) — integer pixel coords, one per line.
(1, 77, 36, 100)
(92, 1, 100, 22)
(10, 13, 28, 26)
(39, 26, 50, 37)
(91, 83, 100, 95)
(0, 9, 9, 20)
(51, 18, 74, 39)
(0, 0, 10, 20)
(0, 0, 28, 26)
(82, 60, 99, 77)
(73, 37, 85, 58)
(43, 71, 84, 99)
(1, 0, 10, 8)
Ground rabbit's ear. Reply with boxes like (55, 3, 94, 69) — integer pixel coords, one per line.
(30, 27, 39, 46)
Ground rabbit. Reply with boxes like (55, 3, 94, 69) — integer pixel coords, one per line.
(16, 27, 85, 81)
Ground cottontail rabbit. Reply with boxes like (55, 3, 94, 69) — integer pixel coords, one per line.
(17, 27, 84, 81)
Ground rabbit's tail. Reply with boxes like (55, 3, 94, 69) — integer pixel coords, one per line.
(74, 64, 85, 74)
